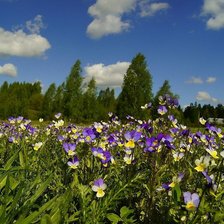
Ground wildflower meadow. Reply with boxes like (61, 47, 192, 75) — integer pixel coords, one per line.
(0, 96, 224, 223)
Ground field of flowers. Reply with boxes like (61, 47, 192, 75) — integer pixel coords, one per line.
(0, 96, 224, 224)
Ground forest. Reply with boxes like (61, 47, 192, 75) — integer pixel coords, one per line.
(0, 53, 223, 126)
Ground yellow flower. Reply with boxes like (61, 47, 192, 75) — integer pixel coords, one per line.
(125, 140, 135, 148)
(39, 118, 43, 122)
(199, 117, 206, 125)
(186, 201, 197, 211)
(195, 156, 210, 172)
(207, 149, 219, 159)
(33, 142, 43, 151)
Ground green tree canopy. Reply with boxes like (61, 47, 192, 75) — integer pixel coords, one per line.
(97, 88, 116, 120)
(42, 83, 56, 119)
(82, 77, 98, 121)
(63, 60, 83, 121)
(116, 53, 153, 120)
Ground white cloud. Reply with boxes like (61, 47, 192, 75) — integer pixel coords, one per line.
(186, 76, 203, 84)
(87, 0, 171, 38)
(84, 61, 130, 88)
(26, 15, 45, 34)
(206, 76, 216, 83)
(0, 63, 17, 77)
(87, 0, 136, 38)
(196, 91, 218, 103)
(201, 0, 224, 30)
(87, 15, 130, 39)
(0, 27, 51, 57)
(139, 1, 170, 17)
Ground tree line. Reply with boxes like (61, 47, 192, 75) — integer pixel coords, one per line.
(0, 53, 223, 125)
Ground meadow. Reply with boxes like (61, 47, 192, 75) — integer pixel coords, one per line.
(0, 96, 223, 224)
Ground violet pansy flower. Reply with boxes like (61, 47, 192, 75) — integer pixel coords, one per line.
(92, 178, 107, 198)
(183, 192, 200, 211)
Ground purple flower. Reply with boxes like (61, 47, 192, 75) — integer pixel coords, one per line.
(63, 142, 76, 156)
(183, 192, 200, 211)
(16, 116, 24, 123)
(162, 183, 171, 190)
(202, 171, 218, 192)
(158, 105, 168, 115)
(83, 128, 96, 142)
(55, 113, 62, 119)
(92, 147, 112, 164)
(141, 122, 153, 133)
(107, 134, 116, 144)
(144, 137, 157, 152)
(58, 135, 65, 142)
(124, 130, 141, 141)
(8, 136, 15, 143)
(67, 156, 79, 169)
(124, 130, 141, 148)
(92, 178, 107, 197)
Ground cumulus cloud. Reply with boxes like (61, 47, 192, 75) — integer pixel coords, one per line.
(87, 0, 136, 38)
(87, 0, 171, 38)
(139, 1, 170, 17)
(0, 27, 51, 57)
(201, 0, 224, 30)
(186, 76, 203, 84)
(0, 15, 50, 57)
(206, 76, 216, 83)
(84, 61, 130, 88)
(0, 63, 17, 77)
(196, 91, 218, 103)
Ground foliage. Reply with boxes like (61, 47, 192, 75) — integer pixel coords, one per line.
(117, 53, 153, 120)
(82, 77, 98, 121)
(42, 83, 56, 120)
(62, 60, 83, 122)
(0, 81, 43, 120)
(97, 88, 116, 120)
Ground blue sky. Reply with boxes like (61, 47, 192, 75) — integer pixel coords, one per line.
(0, 0, 224, 108)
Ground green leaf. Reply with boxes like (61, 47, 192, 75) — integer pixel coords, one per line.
(28, 175, 52, 204)
(50, 208, 61, 224)
(40, 214, 54, 224)
(120, 206, 133, 219)
(67, 211, 80, 222)
(173, 184, 181, 203)
(107, 213, 122, 224)
(19, 151, 25, 168)
(0, 175, 7, 190)
(9, 176, 19, 190)
(6, 182, 24, 223)
(15, 196, 57, 224)
(214, 211, 224, 222)
(4, 152, 18, 170)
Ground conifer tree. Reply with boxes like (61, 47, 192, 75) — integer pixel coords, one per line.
(63, 60, 83, 121)
(82, 77, 97, 121)
(97, 88, 116, 120)
(53, 84, 64, 115)
(42, 83, 56, 119)
(116, 53, 153, 119)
